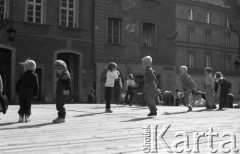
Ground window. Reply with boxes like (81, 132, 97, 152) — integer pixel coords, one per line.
(205, 12, 210, 23)
(187, 27, 194, 42)
(187, 9, 193, 20)
(225, 33, 230, 47)
(189, 54, 194, 68)
(143, 23, 154, 47)
(0, 0, 7, 19)
(108, 18, 121, 44)
(206, 56, 211, 67)
(205, 30, 211, 44)
(60, 0, 77, 27)
(224, 17, 229, 27)
(26, 0, 43, 23)
(225, 57, 230, 70)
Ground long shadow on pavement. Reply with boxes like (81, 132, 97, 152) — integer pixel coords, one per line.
(0, 122, 19, 126)
(162, 111, 188, 115)
(121, 117, 154, 122)
(0, 122, 56, 130)
(74, 112, 105, 117)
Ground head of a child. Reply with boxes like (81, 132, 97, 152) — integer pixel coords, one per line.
(106, 62, 117, 72)
(196, 92, 202, 99)
(53, 60, 68, 74)
(128, 74, 133, 80)
(215, 71, 223, 80)
(179, 66, 188, 75)
(141, 56, 152, 69)
(20, 59, 36, 72)
(204, 67, 213, 76)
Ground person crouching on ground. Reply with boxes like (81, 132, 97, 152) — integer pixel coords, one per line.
(16, 59, 39, 123)
(177, 66, 196, 112)
(105, 62, 119, 113)
(204, 67, 216, 110)
(142, 56, 158, 116)
(52, 60, 71, 123)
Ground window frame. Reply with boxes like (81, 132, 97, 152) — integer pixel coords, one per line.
(189, 54, 194, 68)
(0, 0, 8, 19)
(225, 56, 231, 70)
(225, 33, 230, 48)
(205, 55, 211, 67)
(205, 30, 211, 45)
(204, 12, 210, 24)
(224, 17, 229, 27)
(59, 0, 78, 28)
(25, 0, 44, 24)
(187, 27, 195, 43)
(187, 9, 193, 21)
(142, 22, 155, 48)
(107, 18, 121, 45)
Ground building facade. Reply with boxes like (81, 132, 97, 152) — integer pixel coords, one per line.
(0, 0, 94, 103)
(94, 0, 177, 102)
(176, 0, 240, 98)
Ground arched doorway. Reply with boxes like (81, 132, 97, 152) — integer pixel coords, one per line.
(57, 53, 80, 102)
(0, 48, 11, 99)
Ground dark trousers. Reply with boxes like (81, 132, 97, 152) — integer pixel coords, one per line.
(113, 86, 121, 104)
(105, 87, 112, 109)
(125, 90, 133, 104)
(219, 91, 228, 109)
(56, 93, 66, 118)
(18, 88, 34, 116)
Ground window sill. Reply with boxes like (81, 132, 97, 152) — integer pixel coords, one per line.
(22, 22, 50, 27)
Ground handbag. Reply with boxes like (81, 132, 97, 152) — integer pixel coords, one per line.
(0, 93, 8, 114)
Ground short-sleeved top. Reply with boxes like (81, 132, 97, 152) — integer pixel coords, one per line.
(105, 70, 118, 87)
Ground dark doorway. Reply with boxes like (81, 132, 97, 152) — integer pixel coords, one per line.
(0, 48, 11, 100)
(34, 68, 42, 101)
(57, 53, 79, 102)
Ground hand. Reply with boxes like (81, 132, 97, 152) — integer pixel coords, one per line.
(63, 90, 70, 96)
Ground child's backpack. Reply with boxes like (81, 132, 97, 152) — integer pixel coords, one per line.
(218, 78, 230, 93)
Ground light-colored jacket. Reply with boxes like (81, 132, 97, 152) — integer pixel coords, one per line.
(105, 70, 118, 87)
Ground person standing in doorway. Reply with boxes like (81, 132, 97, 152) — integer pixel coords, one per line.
(125, 74, 135, 106)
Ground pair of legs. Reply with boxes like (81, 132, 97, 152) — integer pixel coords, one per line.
(219, 91, 228, 109)
(183, 89, 193, 111)
(18, 88, 34, 122)
(144, 88, 157, 116)
(105, 87, 113, 112)
(205, 86, 216, 109)
(53, 92, 66, 123)
(125, 90, 133, 105)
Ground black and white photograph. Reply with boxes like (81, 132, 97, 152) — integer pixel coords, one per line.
(0, 0, 240, 153)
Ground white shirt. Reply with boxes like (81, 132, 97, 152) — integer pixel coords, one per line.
(105, 70, 118, 87)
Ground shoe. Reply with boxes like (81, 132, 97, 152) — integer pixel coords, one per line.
(147, 112, 157, 116)
(217, 107, 223, 110)
(19, 115, 24, 123)
(25, 115, 30, 123)
(187, 106, 193, 112)
(129, 103, 132, 106)
(105, 109, 113, 113)
(52, 118, 65, 123)
(212, 106, 217, 109)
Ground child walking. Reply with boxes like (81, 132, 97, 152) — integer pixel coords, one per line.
(142, 56, 158, 116)
(16, 59, 39, 123)
(125, 74, 136, 106)
(177, 66, 196, 112)
(53, 60, 71, 123)
(204, 67, 216, 109)
(105, 62, 119, 113)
